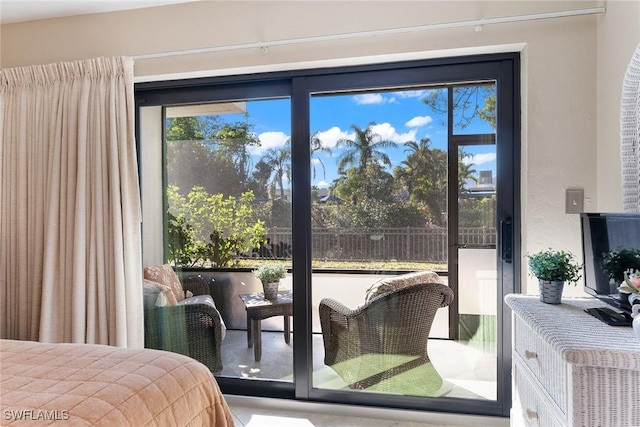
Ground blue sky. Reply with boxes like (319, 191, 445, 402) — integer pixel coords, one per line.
(219, 88, 496, 189)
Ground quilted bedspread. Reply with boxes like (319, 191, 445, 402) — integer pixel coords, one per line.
(0, 339, 234, 426)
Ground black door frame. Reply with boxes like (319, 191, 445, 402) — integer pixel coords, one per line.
(135, 52, 521, 417)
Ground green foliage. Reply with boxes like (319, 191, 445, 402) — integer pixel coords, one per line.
(249, 159, 273, 198)
(459, 197, 496, 227)
(320, 199, 426, 229)
(333, 164, 395, 205)
(166, 211, 199, 267)
(163, 94, 496, 267)
(166, 117, 206, 141)
(214, 121, 260, 187)
(527, 249, 582, 284)
(166, 139, 246, 198)
(165, 116, 221, 141)
(479, 93, 496, 128)
(254, 198, 292, 229)
(166, 185, 267, 267)
(166, 117, 262, 198)
(254, 264, 287, 283)
(393, 138, 447, 225)
(601, 248, 640, 282)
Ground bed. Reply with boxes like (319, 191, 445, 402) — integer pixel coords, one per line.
(0, 339, 234, 426)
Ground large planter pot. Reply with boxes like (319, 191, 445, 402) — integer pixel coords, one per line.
(262, 281, 279, 300)
(539, 280, 564, 304)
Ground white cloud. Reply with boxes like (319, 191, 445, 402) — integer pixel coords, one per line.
(370, 122, 416, 144)
(393, 90, 426, 98)
(250, 131, 289, 155)
(462, 152, 496, 166)
(313, 123, 421, 152)
(352, 93, 396, 105)
(405, 115, 433, 128)
(352, 90, 424, 105)
(315, 126, 354, 148)
(470, 152, 497, 165)
(316, 180, 329, 188)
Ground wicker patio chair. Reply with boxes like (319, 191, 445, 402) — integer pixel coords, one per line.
(319, 280, 453, 390)
(144, 275, 225, 373)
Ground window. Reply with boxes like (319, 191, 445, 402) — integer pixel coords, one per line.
(137, 53, 520, 416)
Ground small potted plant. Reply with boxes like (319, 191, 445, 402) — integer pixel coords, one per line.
(527, 249, 582, 304)
(254, 264, 287, 300)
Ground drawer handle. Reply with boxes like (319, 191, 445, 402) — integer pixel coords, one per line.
(526, 409, 539, 420)
(524, 350, 537, 360)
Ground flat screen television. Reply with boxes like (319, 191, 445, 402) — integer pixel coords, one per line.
(581, 212, 640, 326)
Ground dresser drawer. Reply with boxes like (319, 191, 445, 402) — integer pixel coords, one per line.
(513, 316, 566, 412)
(567, 364, 640, 427)
(513, 363, 564, 427)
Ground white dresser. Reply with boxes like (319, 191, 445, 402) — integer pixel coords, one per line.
(505, 295, 640, 427)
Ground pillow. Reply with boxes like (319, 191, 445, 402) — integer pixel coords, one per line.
(144, 264, 185, 301)
(143, 279, 178, 307)
(364, 271, 442, 303)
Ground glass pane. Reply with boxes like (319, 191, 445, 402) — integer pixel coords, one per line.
(456, 143, 497, 400)
(455, 249, 497, 400)
(160, 99, 293, 383)
(309, 85, 496, 400)
(452, 84, 496, 135)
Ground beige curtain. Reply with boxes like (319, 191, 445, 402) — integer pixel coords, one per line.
(0, 57, 143, 348)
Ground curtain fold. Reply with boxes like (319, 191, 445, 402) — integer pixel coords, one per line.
(1, 57, 143, 348)
(621, 43, 640, 213)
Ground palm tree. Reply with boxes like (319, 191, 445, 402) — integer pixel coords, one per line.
(310, 131, 331, 180)
(394, 138, 448, 225)
(215, 121, 260, 188)
(261, 143, 291, 199)
(250, 159, 273, 199)
(458, 149, 478, 192)
(336, 123, 394, 175)
(399, 138, 436, 194)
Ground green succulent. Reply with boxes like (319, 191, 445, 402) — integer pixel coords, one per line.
(527, 249, 582, 284)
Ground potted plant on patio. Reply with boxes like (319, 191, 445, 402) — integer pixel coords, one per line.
(255, 264, 287, 300)
(527, 249, 582, 304)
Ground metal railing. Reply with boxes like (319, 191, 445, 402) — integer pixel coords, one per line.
(250, 227, 496, 263)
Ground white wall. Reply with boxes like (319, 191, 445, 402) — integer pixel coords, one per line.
(2, 0, 638, 295)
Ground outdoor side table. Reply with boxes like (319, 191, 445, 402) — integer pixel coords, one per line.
(238, 290, 293, 362)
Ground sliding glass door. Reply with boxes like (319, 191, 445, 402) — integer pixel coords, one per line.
(136, 52, 519, 416)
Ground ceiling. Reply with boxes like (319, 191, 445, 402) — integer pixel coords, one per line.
(0, 0, 200, 25)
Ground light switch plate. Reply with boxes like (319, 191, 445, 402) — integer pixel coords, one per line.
(565, 189, 584, 214)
